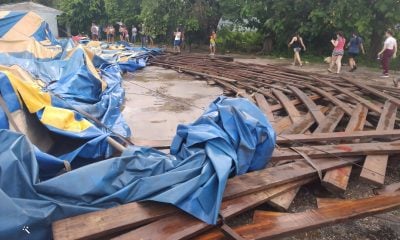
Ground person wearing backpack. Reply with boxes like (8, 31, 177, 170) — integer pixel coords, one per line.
(347, 32, 365, 72)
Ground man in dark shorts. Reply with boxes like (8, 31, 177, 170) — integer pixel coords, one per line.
(347, 32, 365, 72)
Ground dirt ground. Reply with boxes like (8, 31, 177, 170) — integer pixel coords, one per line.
(124, 56, 400, 239)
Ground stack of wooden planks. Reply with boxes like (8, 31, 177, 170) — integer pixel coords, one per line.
(52, 53, 400, 239)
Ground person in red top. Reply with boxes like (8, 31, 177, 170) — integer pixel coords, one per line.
(328, 31, 346, 74)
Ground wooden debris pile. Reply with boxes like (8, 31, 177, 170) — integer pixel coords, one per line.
(52, 54, 400, 239)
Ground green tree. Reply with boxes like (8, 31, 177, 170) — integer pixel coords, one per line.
(58, 0, 107, 35)
(219, 0, 400, 57)
(140, 0, 221, 44)
(104, 0, 142, 27)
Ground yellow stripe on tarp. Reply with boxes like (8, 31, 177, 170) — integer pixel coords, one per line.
(0, 39, 61, 59)
(2, 12, 42, 40)
(41, 106, 92, 132)
(1, 68, 92, 132)
(1, 69, 51, 113)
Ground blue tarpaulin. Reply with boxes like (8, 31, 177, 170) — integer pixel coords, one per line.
(0, 97, 275, 239)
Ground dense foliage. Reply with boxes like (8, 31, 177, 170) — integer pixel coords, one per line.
(13, 0, 400, 58)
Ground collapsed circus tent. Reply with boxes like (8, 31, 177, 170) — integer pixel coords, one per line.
(0, 11, 276, 239)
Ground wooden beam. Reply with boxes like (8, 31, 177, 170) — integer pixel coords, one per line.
(311, 76, 383, 114)
(52, 202, 177, 240)
(322, 105, 368, 194)
(53, 156, 332, 240)
(271, 141, 400, 161)
(274, 117, 292, 134)
(277, 129, 400, 143)
(267, 187, 300, 211)
(111, 178, 316, 240)
(271, 89, 303, 123)
(223, 157, 361, 200)
(269, 94, 322, 112)
(303, 83, 353, 116)
(280, 107, 329, 135)
(288, 86, 326, 124)
(342, 76, 400, 108)
(195, 192, 400, 240)
(360, 101, 397, 185)
(268, 107, 342, 211)
(254, 93, 275, 125)
(212, 79, 255, 102)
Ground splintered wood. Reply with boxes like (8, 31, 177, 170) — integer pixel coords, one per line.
(52, 53, 400, 240)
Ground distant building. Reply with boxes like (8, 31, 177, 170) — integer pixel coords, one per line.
(0, 2, 62, 37)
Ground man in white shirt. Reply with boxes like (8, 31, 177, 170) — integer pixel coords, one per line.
(378, 29, 397, 77)
(131, 25, 137, 44)
(90, 22, 99, 41)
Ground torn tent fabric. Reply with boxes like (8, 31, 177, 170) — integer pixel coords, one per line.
(0, 96, 276, 239)
(0, 11, 149, 176)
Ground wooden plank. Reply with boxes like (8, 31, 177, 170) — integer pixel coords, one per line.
(223, 157, 361, 201)
(303, 83, 353, 116)
(311, 76, 383, 114)
(196, 192, 400, 240)
(313, 107, 344, 134)
(274, 107, 343, 207)
(277, 129, 400, 143)
(271, 141, 400, 161)
(280, 107, 329, 135)
(322, 105, 368, 194)
(152, 62, 237, 83)
(345, 105, 369, 132)
(288, 86, 326, 124)
(54, 155, 341, 240)
(254, 93, 275, 124)
(267, 187, 300, 211)
(360, 101, 397, 185)
(274, 117, 292, 134)
(111, 178, 315, 240)
(52, 202, 177, 240)
(268, 107, 342, 211)
(235, 81, 276, 99)
(270, 94, 321, 112)
(271, 89, 302, 123)
(212, 79, 255, 102)
(342, 76, 400, 108)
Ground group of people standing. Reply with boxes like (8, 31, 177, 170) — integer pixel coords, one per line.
(89, 22, 149, 47)
(289, 30, 397, 78)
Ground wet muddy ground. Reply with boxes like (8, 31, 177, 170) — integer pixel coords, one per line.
(122, 66, 222, 141)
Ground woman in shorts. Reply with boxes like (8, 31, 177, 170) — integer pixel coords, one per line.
(288, 33, 306, 67)
(209, 31, 217, 55)
(328, 31, 346, 74)
(173, 28, 182, 53)
(347, 32, 365, 72)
